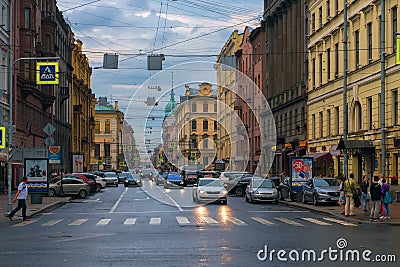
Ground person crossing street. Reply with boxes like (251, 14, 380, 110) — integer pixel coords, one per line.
(6, 176, 30, 221)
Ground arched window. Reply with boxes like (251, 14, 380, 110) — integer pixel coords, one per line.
(353, 101, 362, 131)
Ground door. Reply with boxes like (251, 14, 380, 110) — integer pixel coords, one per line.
(62, 179, 73, 194)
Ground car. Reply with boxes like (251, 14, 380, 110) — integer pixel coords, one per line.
(124, 173, 142, 187)
(164, 172, 183, 188)
(155, 171, 166, 185)
(48, 177, 90, 198)
(245, 177, 279, 203)
(103, 172, 119, 187)
(219, 171, 252, 184)
(73, 173, 106, 192)
(181, 170, 198, 186)
(302, 177, 340, 205)
(226, 175, 252, 196)
(280, 177, 308, 201)
(141, 168, 153, 180)
(56, 173, 96, 193)
(197, 171, 220, 179)
(118, 172, 130, 184)
(192, 178, 228, 204)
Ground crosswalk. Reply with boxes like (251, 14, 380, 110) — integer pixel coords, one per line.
(11, 216, 358, 228)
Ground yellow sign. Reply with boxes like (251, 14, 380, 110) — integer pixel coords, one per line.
(299, 140, 307, 147)
(36, 62, 59, 85)
(190, 152, 197, 160)
(0, 126, 5, 148)
(397, 38, 400, 65)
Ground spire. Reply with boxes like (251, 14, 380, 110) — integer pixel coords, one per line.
(164, 88, 177, 117)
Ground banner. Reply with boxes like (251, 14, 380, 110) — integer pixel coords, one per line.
(291, 157, 313, 180)
(25, 158, 48, 193)
(72, 154, 84, 173)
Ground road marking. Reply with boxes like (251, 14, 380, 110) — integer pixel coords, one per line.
(149, 217, 161, 225)
(275, 217, 305, 226)
(200, 216, 219, 224)
(248, 210, 309, 213)
(12, 220, 37, 227)
(69, 219, 88, 226)
(109, 187, 129, 214)
(41, 219, 64, 226)
(156, 186, 183, 211)
(96, 219, 111, 226)
(251, 217, 276, 226)
(124, 218, 137, 225)
(301, 218, 331, 226)
(176, 216, 190, 225)
(323, 217, 357, 226)
(227, 217, 247, 226)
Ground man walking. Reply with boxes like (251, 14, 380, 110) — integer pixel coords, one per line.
(344, 173, 356, 216)
(7, 176, 29, 221)
(370, 176, 382, 221)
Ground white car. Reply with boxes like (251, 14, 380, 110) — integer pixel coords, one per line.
(74, 173, 106, 192)
(103, 172, 119, 187)
(192, 178, 228, 205)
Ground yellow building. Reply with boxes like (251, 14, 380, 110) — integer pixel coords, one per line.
(92, 98, 124, 171)
(308, 0, 400, 184)
(216, 30, 243, 171)
(71, 39, 97, 172)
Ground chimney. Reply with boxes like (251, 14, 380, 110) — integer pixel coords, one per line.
(115, 101, 119, 110)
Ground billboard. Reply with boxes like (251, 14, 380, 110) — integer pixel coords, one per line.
(72, 154, 84, 173)
(291, 157, 313, 180)
(25, 158, 49, 193)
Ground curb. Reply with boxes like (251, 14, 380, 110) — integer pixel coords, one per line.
(28, 197, 71, 218)
(280, 200, 400, 226)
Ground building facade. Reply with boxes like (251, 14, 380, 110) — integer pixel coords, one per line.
(263, 0, 308, 175)
(307, 0, 400, 185)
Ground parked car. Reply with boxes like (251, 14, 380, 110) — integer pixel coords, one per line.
(245, 177, 279, 204)
(56, 173, 96, 193)
(280, 177, 308, 201)
(73, 173, 106, 192)
(192, 178, 228, 204)
(124, 173, 142, 187)
(118, 172, 130, 184)
(155, 171, 166, 185)
(219, 171, 252, 184)
(226, 175, 252, 196)
(164, 172, 183, 188)
(93, 171, 105, 178)
(302, 177, 340, 205)
(103, 172, 119, 187)
(48, 177, 90, 198)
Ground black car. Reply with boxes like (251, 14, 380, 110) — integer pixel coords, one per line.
(124, 173, 142, 187)
(280, 177, 308, 201)
(181, 170, 198, 186)
(226, 175, 252, 196)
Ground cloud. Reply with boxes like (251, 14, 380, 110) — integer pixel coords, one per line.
(111, 84, 141, 90)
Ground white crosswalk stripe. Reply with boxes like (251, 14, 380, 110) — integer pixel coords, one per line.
(124, 218, 137, 225)
(12, 220, 37, 227)
(301, 218, 331, 226)
(96, 219, 111, 226)
(323, 217, 357, 226)
(176, 216, 190, 225)
(149, 217, 161, 225)
(69, 219, 88, 226)
(227, 217, 247, 226)
(251, 217, 276, 226)
(41, 219, 64, 226)
(275, 217, 305, 226)
(200, 216, 219, 224)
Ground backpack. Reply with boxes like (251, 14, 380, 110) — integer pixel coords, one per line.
(384, 191, 393, 204)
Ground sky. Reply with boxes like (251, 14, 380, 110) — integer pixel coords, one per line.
(57, 0, 263, 157)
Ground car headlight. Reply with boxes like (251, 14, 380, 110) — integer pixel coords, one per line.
(199, 190, 206, 194)
(254, 190, 259, 194)
(220, 190, 228, 194)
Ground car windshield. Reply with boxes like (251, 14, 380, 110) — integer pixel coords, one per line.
(314, 178, 339, 187)
(142, 169, 152, 174)
(119, 172, 129, 178)
(253, 179, 274, 188)
(104, 172, 116, 177)
(198, 179, 223, 187)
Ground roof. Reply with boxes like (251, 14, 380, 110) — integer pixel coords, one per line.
(95, 105, 116, 112)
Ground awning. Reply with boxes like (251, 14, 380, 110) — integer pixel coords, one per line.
(288, 147, 306, 156)
(306, 152, 332, 160)
(337, 138, 375, 155)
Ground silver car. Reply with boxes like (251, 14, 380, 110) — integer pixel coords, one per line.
(192, 178, 228, 205)
(245, 177, 279, 203)
(103, 172, 119, 187)
(48, 178, 90, 198)
(302, 177, 340, 205)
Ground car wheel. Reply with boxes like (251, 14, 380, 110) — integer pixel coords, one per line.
(313, 194, 319, 206)
(235, 188, 243, 197)
(48, 188, 55, 197)
(250, 195, 255, 204)
(95, 184, 101, 192)
(222, 199, 227, 205)
(124, 184, 128, 187)
(115, 183, 118, 187)
(79, 189, 87, 198)
(302, 193, 307, 204)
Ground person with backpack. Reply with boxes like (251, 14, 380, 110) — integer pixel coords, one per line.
(369, 176, 382, 221)
(381, 178, 392, 220)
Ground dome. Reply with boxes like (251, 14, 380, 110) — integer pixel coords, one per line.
(164, 89, 177, 117)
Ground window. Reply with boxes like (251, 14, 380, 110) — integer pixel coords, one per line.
(104, 143, 110, 157)
(94, 144, 100, 157)
(44, 35, 51, 53)
(319, 7, 323, 28)
(355, 30, 360, 69)
(301, 107, 305, 132)
(1, 6, 6, 27)
(393, 90, 399, 125)
(203, 120, 208, 131)
(327, 48, 331, 80)
(367, 23, 373, 63)
(24, 8, 30, 29)
(335, 107, 340, 135)
(191, 120, 197, 131)
(312, 114, 316, 139)
(294, 109, 298, 132)
(289, 111, 292, 136)
(353, 102, 362, 131)
(393, 6, 398, 53)
(104, 120, 111, 134)
(312, 58, 316, 88)
(284, 113, 287, 135)
(335, 43, 339, 77)
(312, 13, 315, 32)
(327, 109, 331, 136)
(327, 0, 331, 19)
(319, 112, 323, 138)
(214, 121, 217, 131)
(203, 139, 208, 149)
(214, 102, 217, 112)
(95, 121, 100, 134)
(191, 103, 197, 112)
(335, 0, 339, 15)
(367, 97, 373, 130)
(203, 103, 208, 112)
(319, 53, 323, 85)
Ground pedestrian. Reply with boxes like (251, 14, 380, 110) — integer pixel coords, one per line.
(0, 182, 5, 195)
(370, 176, 382, 221)
(381, 178, 392, 220)
(338, 176, 345, 215)
(361, 175, 369, 212)
(344, 173, 357, 216)
(6, 176, 29, 221)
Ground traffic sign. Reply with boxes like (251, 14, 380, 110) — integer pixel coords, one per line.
(44, 137, 55, 147)
(0, 126, 6, 149)
(36, 62, 59, 85)
(43, 123, 56, 135)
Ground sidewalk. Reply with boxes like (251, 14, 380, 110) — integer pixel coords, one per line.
(0, 192, 70, 222)
(281, 197, 400, 226)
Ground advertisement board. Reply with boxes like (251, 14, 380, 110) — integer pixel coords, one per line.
(72, 154, 84, 173)
(48, 146, 62, 164)
(24, 158, 49, 193)
(291, 157, 313, 180)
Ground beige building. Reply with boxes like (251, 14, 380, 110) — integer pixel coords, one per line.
(308, 0, 400, 184)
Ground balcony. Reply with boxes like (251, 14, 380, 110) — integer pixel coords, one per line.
(21, 81, 37, 97)
(42, 94, 56, 109)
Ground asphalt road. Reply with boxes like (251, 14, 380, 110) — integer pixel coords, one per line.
(1, 180, 399, 267)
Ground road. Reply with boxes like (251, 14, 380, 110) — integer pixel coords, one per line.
(0, 180, 399, 267)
